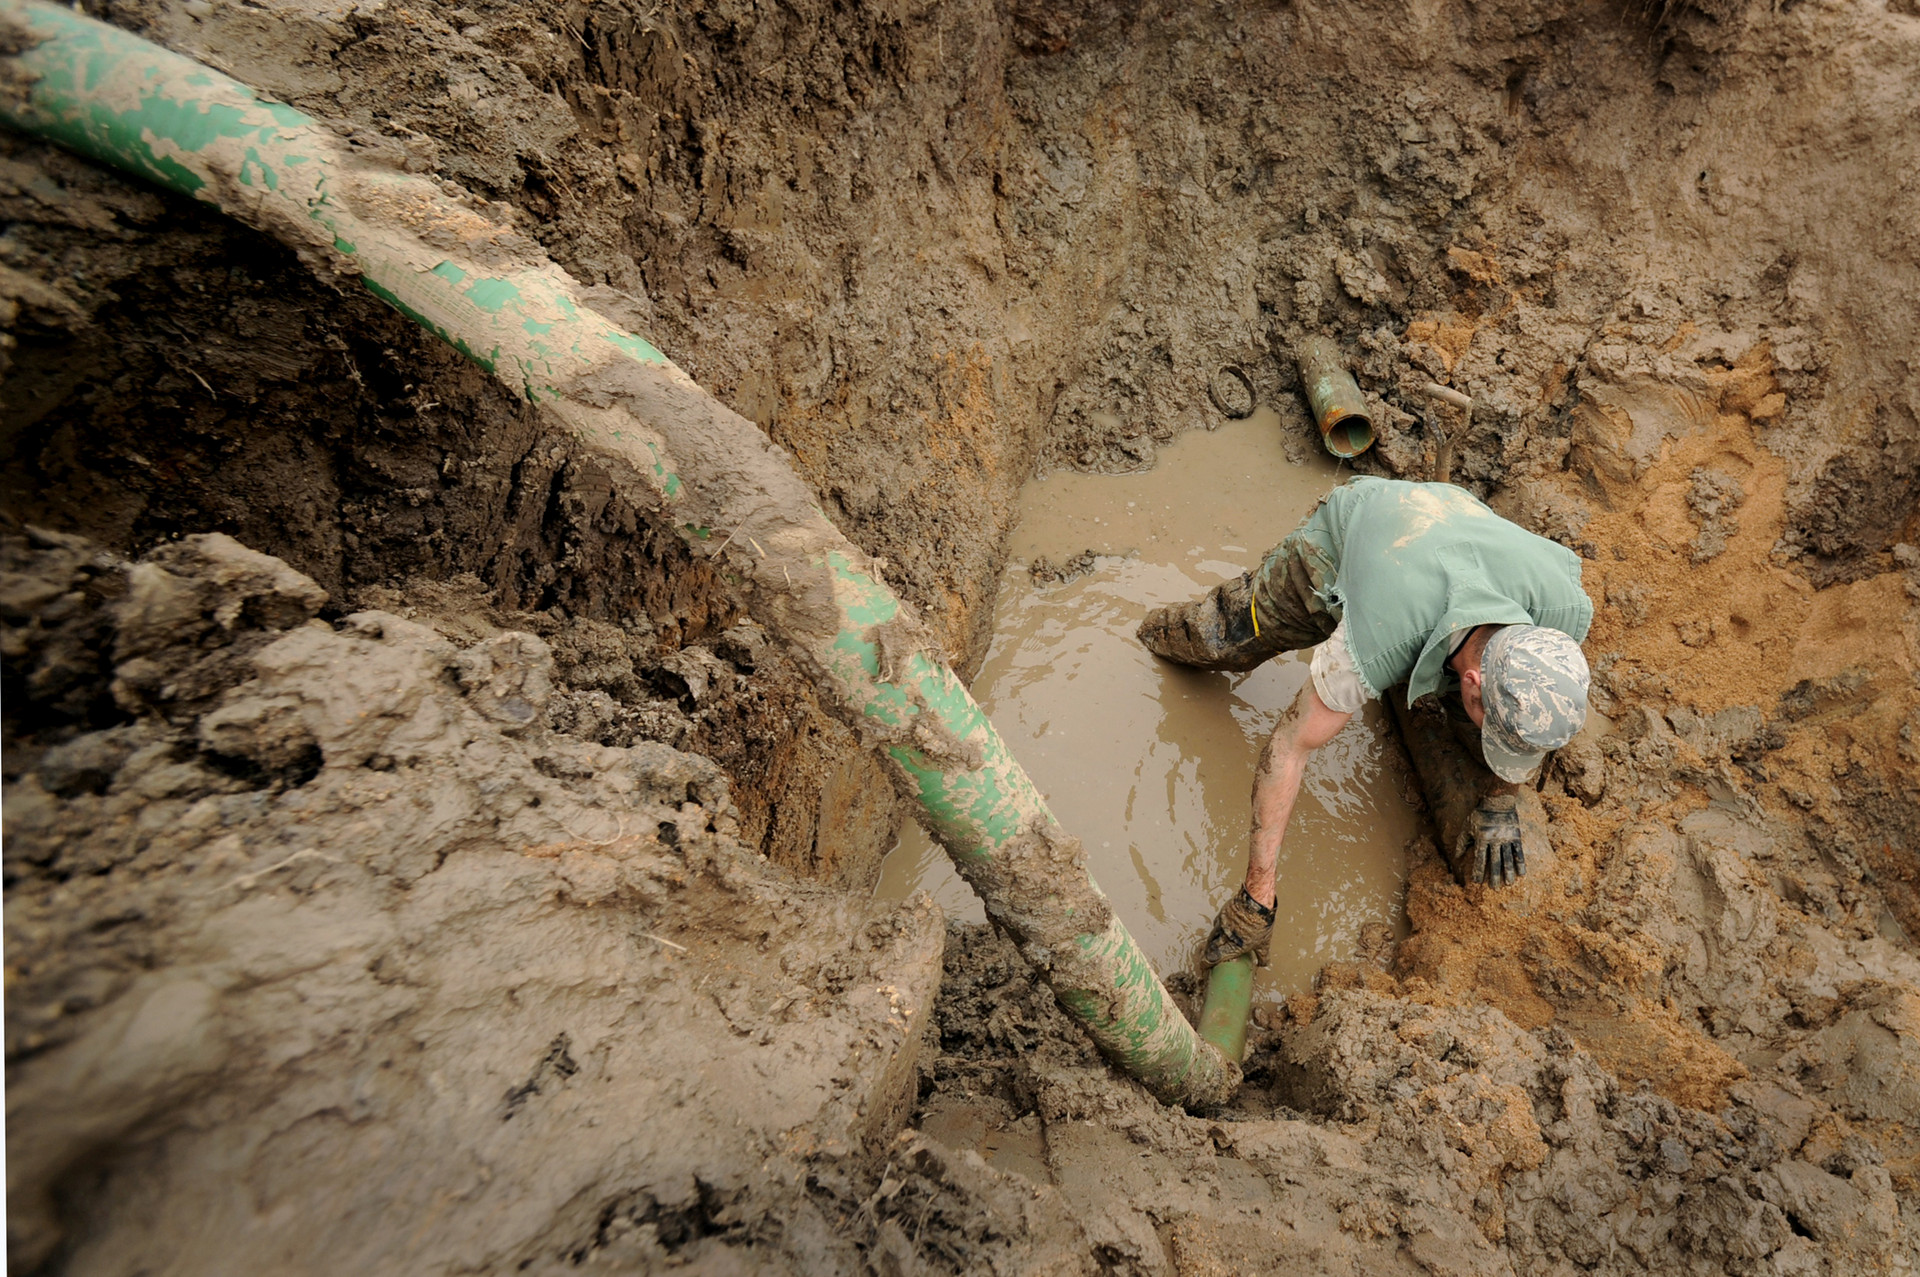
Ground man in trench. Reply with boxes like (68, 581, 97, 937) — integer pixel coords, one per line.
(1137, 476, 1593, 966)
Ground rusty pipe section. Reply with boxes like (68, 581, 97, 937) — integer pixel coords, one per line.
(1296, 336, 1375, 459)
(0, 0, 1238, 1107)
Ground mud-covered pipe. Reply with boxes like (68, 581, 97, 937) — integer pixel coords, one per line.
(0, 0, 1237, 1107)
(1296, 336, 1375, 459)
(1196, 954, 1253, 1066)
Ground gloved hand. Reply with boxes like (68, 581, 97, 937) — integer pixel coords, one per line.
(1203, 885, 1275, 966)
(1467, 793, 1525, 888)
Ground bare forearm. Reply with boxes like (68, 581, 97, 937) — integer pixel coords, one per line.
(1243, 683, 1352, 908)
(1246, 731, 1309, 908)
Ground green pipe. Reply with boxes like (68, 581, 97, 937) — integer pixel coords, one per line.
(0, 0, 1238, 1108)
(1196, 955, 1254, 1066)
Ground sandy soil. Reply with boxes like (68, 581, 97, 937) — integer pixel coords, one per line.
(3, 0, 1918, 1272)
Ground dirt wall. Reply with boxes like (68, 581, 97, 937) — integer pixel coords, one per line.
(0, 130, 899, 886)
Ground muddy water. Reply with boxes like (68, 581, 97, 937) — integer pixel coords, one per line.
(876, 410, 1419, 999)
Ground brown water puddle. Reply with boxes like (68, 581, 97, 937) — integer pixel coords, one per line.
(876, 410, 1418, 998)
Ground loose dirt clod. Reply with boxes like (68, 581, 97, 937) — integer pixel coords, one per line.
(4, 0, 1918, 1270)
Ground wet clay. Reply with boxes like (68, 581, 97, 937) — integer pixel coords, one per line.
(877, 410, 1420, 998)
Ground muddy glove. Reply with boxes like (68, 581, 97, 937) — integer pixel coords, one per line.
(1203, 886, 1274, 966)
(1467, 793, 1526, 889)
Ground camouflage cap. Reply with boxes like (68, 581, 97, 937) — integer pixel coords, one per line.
(1480, 625, 1590, 782)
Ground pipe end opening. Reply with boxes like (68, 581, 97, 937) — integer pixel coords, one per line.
(1322, 413, 1375, 459)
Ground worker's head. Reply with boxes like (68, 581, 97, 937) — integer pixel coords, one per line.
(1455, 625, 1591, 781)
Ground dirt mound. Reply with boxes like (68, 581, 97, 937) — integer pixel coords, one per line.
(909, 920, 1910, 1275)
(1, 526, 943, 1273)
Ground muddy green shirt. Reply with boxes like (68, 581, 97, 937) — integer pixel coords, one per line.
(1294, 477, 1592, 704)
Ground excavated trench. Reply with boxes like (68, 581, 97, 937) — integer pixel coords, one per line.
(3, 0, 1919, 1273)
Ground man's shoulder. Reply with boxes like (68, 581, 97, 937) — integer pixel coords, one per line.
(1340, 479, 1506, 535)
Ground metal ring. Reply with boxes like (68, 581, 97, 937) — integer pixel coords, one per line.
(1208, 365, 1256, 419)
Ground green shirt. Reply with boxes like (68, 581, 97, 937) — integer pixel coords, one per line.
(1296, 478, 1592, 704)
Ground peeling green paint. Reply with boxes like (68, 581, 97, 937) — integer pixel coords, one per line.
(463, 277, 522, 313)
(909, 655, 991, 738)
(887, 746, 995, 863)
(2, 5, 309, 199)
(827, 552, 898, 627)
(640, 442, 684, 498)
(606, 329, 669, 365)
(362, 277, 497, 374)
(240, 147, 278, 190)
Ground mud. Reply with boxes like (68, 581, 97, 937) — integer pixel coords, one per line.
(4, 0, 1920, 1271)
(0, 527, 944, 1274)
(877, 412, 1420, 999)
(920, 921, 1911, 1277)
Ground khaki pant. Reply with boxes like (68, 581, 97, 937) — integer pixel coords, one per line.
(1135, 527, 1338, 673)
